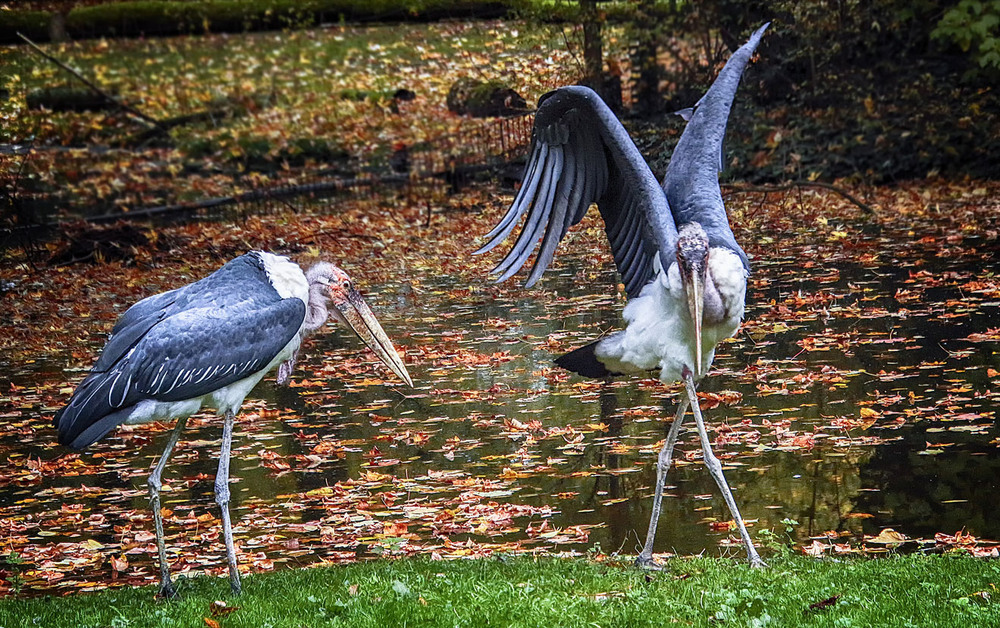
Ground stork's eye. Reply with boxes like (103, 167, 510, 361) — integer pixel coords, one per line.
(342, 279, 352, 291)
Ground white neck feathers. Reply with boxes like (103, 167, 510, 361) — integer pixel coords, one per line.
(257, 252, 309, 303)
(707, 247, 748, 320)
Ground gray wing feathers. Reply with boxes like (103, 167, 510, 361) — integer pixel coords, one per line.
(93, 288, 179, 372)
(90, 254, 272, 373)
(55, 252, 307, 449)
(663, 23, 768, 271)
(55, 298, 304, 449)
(60, 405, 137, 450)
(476, 85, 676, 298)
(131, 300, 305, 401)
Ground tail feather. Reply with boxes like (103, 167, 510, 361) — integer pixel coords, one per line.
(57, 405, 136, 449)
(54, 372, 133, 449)
(555, 341, 616, 378)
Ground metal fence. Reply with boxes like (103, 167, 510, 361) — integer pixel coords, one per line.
(3, 111, 534, 228)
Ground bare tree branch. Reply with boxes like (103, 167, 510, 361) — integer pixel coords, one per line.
(724, 180, 877, 215)
(17, 31, 161, 127)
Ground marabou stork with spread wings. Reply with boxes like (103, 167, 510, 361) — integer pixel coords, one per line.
(55, 251, 412, 597)
(476, 24, 769, 568)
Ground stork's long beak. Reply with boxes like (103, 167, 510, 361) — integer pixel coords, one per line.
(683, 266, 705, 378)
(334, 289, 413, 387)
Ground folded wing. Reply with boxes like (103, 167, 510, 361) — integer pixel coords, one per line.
(54, 254, 307, 449)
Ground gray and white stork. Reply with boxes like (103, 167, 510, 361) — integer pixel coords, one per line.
(54, 251, 412, 597)
(476, 24, 768, 568)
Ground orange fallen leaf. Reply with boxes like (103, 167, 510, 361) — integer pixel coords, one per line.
(110, 554, 128, 572)
(867, 528, 908, 544)
(210, 600, 239, 617)
(383, 521, 409, 536)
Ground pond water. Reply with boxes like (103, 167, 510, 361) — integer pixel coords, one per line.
(2, 192, 999, 595)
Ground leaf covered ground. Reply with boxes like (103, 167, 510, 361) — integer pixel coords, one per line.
(2, 12, 1000, 603)
(4, 16, 999, 230)
(1, 20, 584, 217)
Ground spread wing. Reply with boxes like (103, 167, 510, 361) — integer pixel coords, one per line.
(476, 85, 678, 298)
(663, 22, 768, 272)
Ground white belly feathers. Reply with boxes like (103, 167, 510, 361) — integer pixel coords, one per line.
(595, 247, 746, 383)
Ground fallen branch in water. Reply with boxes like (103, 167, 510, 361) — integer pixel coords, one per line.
(724, 180, 876, 215)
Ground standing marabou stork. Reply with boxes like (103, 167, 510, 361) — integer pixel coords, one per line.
(475, 25, 768, 568)
(54, 251, 412, 597)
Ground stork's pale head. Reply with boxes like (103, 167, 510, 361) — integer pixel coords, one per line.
(676, 223, 710, 275)
(306, 263, 413, 386)
(676, 223, 710, 377)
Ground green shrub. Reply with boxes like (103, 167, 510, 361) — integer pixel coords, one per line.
(28, 0, 518, 41)
(933, 0, 1000, 73)
(66, 2, 207, 38)
(0, 10, 51, 43)
(26, 86, 117, 112)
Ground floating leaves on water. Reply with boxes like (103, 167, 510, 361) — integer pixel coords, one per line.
(3, 177, 1000, 595)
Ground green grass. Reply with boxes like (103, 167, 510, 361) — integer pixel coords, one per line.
(1, 555, 999, 627)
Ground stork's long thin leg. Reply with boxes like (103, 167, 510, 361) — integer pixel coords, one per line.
(148, 415, 188, 599)
(684, 373, 766, 568)
(635, 396, 690, 569)
(215, 410, 242, 595)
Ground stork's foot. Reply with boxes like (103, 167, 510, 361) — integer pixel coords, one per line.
(748, 555, 768, 569)
(229, 574, 242, 597)
(156, 581, 179, 600)
(634, 554, 666, 571)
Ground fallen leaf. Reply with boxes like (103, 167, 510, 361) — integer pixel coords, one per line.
(867, 528, 908, 545)
(807, 594, 840, 611)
